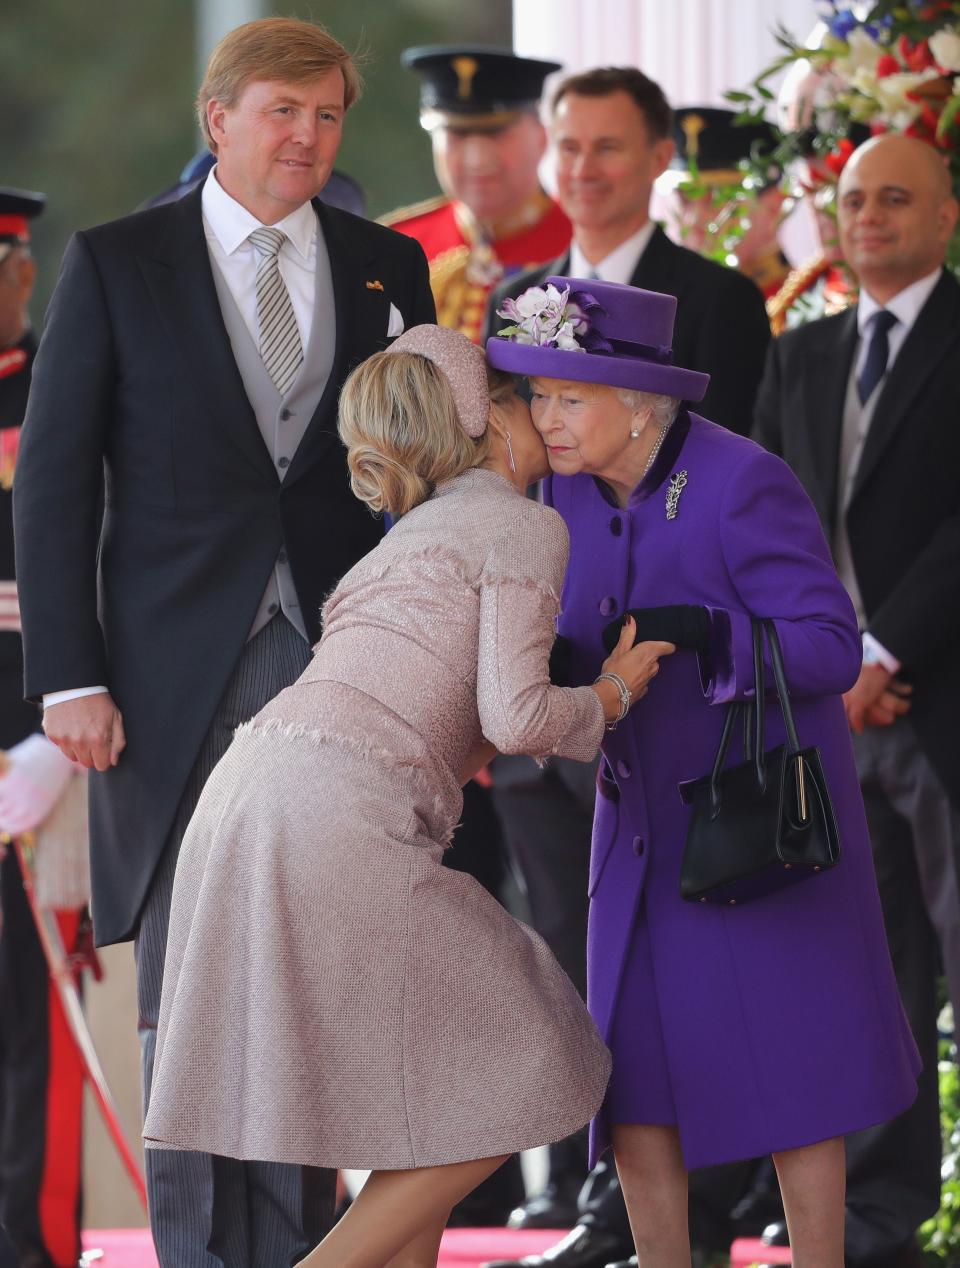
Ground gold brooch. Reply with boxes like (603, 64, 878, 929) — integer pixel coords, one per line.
(365, 279, 384, 291)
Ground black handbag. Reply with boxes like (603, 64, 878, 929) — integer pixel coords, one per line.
(678, 617, 841, 906)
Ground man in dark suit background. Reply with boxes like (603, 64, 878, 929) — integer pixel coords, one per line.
(482, 67, 770, 1268)
(754, 133, 960, 1268)
(14, 19, 434, 1267)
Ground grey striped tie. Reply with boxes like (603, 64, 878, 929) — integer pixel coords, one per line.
(248, 226, 303, 396)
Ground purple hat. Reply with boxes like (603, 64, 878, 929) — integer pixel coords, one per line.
(485, 277, 709, 401)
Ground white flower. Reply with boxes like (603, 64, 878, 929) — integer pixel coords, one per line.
(514, 287, 548, 320)
(833, 27, 883, 82)
(872, 69, 940, 125)
(554, 321, 585, 351)
(931, 26, 960, 73)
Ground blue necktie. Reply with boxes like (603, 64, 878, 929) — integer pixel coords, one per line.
(857, 310, 898, 405)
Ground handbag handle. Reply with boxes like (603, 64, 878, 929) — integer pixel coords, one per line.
(761, 619, 802, 755)
(706, 618, 801, 816)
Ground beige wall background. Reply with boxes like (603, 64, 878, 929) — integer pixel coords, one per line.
(83, 946, 147, 1229)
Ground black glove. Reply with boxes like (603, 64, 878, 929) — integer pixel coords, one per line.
(602, 605, 710, 655)
(548, 634, 574, 687)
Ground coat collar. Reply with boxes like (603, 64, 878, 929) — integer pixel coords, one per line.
(137, 187, 381, 485)
(852, 268, 960, 499)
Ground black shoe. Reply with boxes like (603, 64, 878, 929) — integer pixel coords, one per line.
(603, 1257, 638, 1268)
(507, 1183, 581, 1230)
(479, 1222, 632, 1268)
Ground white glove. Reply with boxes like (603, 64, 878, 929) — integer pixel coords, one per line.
(0, 733, 77, 836)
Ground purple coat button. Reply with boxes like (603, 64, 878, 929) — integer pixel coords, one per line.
(632, 835, 644, 856)
(599, 596, 617, 616)
(610, 516, 623, 537)
(616, 759, 631, 779)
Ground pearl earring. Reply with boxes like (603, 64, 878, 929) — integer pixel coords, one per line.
(505, 431, 517, 473)
(630, 427, 642, 439)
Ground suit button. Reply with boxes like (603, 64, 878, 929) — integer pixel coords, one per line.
(599, 596, 617, 616)
(616, 759, 631, 779)
(267, 603, 279, 615)
(280, 408, 292, 421)
(278, 550, 288, 564)
(277, 456, 290, 468)
(632, 835, 644, 856)
(610, 516, 623, 537)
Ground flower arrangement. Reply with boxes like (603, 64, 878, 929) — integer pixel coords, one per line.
(731, 0, 960, 271)
(496, 283, 589, 349)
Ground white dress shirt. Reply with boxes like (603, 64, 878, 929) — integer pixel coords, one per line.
(569, 221, 656, 285)
(44, 170, 321, 711)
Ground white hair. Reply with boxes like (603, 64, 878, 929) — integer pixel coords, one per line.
(615, 388, 681, 430)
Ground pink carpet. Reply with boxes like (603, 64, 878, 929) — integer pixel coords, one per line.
(82, 1227, 567, 1267)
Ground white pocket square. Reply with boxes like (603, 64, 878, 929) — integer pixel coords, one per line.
(387, 303, 405, 337)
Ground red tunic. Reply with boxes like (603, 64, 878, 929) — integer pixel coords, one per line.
(382, 192, 572, 344)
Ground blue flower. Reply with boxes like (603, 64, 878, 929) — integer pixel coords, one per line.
(827, 9, 861, 39)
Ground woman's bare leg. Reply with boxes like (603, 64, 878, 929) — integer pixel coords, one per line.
(382, 1215, 448, 1268)
(772, 1136, 845, 1268)
(612, 1123, 690, 1267)
(298, 1155, 508, 1268)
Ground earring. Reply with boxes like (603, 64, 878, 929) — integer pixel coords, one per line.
(505, 431, 517, 473)
(630, 427, 642, 439)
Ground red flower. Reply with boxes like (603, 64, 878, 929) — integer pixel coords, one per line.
(875, 53, 901, 78)
(870, 121, 889, 135)
(824, 138, 856, 176)
(898, 35, 936, 72)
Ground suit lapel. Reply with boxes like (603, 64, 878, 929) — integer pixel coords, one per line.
(853, 271, 960, 499)
(629, 225, 674, 291)
(803, 309, 858, 524)
(284, 201, 380, 484)
(138, 185, 274, 479)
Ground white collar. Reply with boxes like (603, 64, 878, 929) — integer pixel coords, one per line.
(857, 267, 942, 335)
(201, 167, 317, 259)
(569, 221, 656, 285)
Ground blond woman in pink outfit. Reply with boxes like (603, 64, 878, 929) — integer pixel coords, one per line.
(143, 325, 672, 1267)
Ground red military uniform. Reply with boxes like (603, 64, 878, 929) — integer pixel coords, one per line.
(0, 188, 85, 1268)
(382, 190, 571, 344)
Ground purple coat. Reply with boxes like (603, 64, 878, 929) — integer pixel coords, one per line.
(546, 412, 920, 1170)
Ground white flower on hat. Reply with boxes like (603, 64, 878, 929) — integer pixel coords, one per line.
(496, 284, 589, 350)
(931, 26, 960, 73)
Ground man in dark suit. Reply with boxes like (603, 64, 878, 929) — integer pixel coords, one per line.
(754, 133, 960, 1268)
(482, 67, 770, 1268)
(14, 19, 434, 1267)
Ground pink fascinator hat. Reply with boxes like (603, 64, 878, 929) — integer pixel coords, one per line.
(387, 325, 490, 437)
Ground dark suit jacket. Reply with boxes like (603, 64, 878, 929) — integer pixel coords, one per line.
(14, 186, 435, 944)
(753, 268, 960, 807)
(484, 225, 771, 435)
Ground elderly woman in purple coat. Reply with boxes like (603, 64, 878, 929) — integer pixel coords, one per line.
(487, 279, 920, 1268)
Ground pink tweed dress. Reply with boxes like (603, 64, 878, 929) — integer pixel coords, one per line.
(142, 467, 611, 1169)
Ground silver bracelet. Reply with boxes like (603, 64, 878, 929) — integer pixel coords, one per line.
(594, 671, 631, 729)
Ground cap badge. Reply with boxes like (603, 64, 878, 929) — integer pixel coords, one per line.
(681, 114, 706, 161)
(451, 55, 479, 100)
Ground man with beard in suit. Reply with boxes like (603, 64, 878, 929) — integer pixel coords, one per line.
(481, 68, 771, 1268)
(753, 132, 960, 1268)
(14, 19, 434, 1267)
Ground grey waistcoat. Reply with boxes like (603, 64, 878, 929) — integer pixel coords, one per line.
(209, 219, 336, 642)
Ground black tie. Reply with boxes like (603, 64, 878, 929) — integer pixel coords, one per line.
(857, 309, 898, 405)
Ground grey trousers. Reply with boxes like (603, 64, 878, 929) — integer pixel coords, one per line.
(135, 616, 334, 1268)
(844, 719, 960, 1261)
